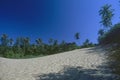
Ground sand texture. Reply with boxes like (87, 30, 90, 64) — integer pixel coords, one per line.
(0, 47, 114, 80)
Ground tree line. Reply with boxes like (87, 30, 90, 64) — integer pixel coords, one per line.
(0, 33, 95, 58)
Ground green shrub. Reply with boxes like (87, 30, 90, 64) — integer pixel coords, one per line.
(3, 50, 24, 58)
(3, 50, 15, 58)
(98, 23, 120, 45)
(108, 47, 120, 76)
(0, 34, 81, 58)
(81, 39, 95, 48)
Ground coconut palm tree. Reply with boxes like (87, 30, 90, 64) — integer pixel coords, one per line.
(74, 32, 80, 45)
(36, 38, 42, 46)
(99, 4, 114, 30)
(1, 34, 9, 46)
(74, 32, 80, 40)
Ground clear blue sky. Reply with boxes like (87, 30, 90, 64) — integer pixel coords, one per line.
(0, 0, 119, 45)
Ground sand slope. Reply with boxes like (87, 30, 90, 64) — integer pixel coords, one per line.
(0, 47, 113, 80)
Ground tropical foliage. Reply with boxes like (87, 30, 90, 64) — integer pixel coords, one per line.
(74, 32, 80, 40)
(98, 1, 120, 78)
(81, 39, 95, 48)
(0, 34, 82, 58)
(98, 23, 120, 45)
(99, 4, 114, 30)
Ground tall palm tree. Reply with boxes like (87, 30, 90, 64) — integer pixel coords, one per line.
(99, 4, 114, 30)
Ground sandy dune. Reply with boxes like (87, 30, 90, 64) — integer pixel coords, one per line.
(0, 47, 114, 80)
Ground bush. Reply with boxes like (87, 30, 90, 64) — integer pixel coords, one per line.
(0, 35, 81, 58)
(98, 23, 120, 45)
(108, 47, 120, 76)
(81, 39, 95, 48)
(3, 50, 24, 58)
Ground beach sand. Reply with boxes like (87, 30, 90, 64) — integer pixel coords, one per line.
(0, 47, 112, 80)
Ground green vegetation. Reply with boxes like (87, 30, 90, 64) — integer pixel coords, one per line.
(98, 1, 120, 78)
(108, 47, 120, 76)
(99, 4, 114, 30)
(81, 39, 95, 48)
(0, 33, 95, 59)
(98, 23, 120, 45)
(98, 3, 114, 44)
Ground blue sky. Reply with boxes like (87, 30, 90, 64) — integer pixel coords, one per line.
(0, 0, 119, 45)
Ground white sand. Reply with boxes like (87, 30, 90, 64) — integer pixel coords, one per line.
(0, 47, 107, 80)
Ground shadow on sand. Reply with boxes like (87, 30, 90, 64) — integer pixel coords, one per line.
(33, 65, 119, 80)
(86, 46, 107, 54)
(33, 47, 120, 80)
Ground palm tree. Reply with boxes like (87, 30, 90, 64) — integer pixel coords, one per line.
(99, 4, 114, 30)
(74, 32, 80, 40)
(21, 37, 30, 54)
(53, 40, 58, 53)
(15, 37, 21, 48)
(9, 38, 13, 46)
(83, 39, 90, 47)
(1, 34, 9, 46)
(48, 38, 53, 45)
(24, 37, 30, 46)
(74, 32, 80, 45)
(53, 40, 58, 46)
(36, 38, 42, 46)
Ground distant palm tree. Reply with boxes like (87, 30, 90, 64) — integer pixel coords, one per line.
(15, 37, 21, 47)
(53, 40, 58, 46)
(22, 37, 30, 54)
(36, 38, 42, 46)
(83, 39, 90, 47)
(1, 34, 9, 46)
(61, 40, 65, 45)
(9, 38, 13, 46)
(74, 32, 80, 40)
(24, 37, 30, 45)
(48, 38, 53, 45)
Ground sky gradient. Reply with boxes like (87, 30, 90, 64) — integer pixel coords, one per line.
(0, 0, 119, 45)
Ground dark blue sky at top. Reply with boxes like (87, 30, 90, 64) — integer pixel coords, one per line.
(0, 0, 119, 44)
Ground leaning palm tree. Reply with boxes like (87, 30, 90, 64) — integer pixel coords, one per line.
(36, 38, 42, 46)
